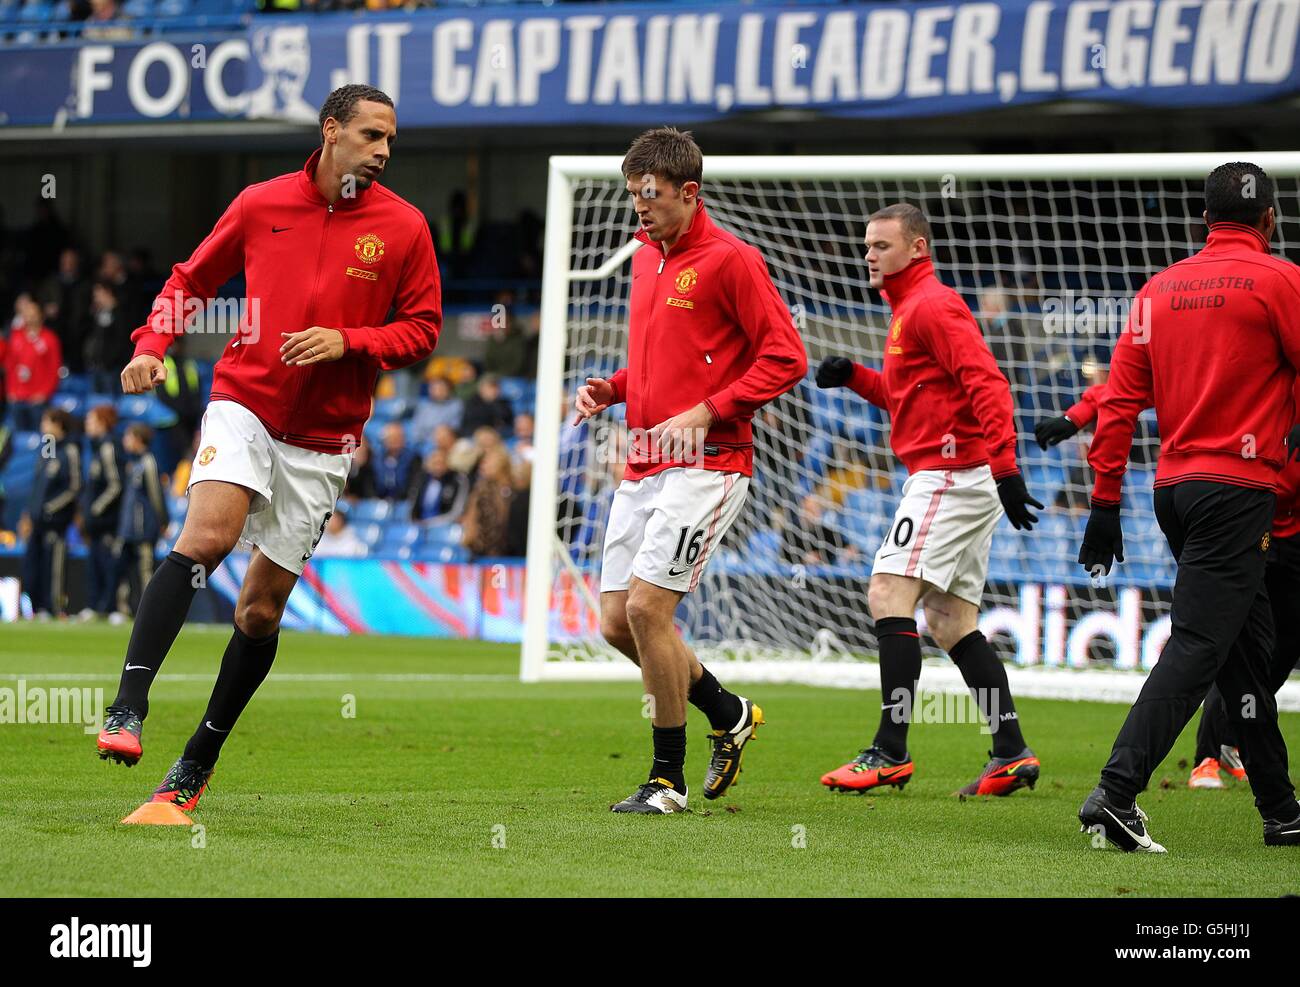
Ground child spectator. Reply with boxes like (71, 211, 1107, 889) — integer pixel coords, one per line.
(461, 448, 514, 558)
(4, 292, 63, 431)
(19, 408, 80, 617)
(115, 424, 168, 616)
(78, 403, 124, 620)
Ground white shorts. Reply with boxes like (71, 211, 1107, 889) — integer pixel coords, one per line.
(600, 467, 749, 595)
(872, 465, 1000, 606)
(189, 400, 351, 576)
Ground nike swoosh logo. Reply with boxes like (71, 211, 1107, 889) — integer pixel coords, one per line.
(124, 664, 151, 671)
(878, 766, 908, 780)
(1102, 806, 1152, 848)
(205, 721, 230, 733)
(272, 226, 292, 233)
(668, 567, 688, 576)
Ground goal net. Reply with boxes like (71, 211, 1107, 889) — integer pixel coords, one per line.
(522, 152, 1300, 701)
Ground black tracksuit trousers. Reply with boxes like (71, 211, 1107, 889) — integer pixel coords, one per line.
(1099, 480, 1297, 820)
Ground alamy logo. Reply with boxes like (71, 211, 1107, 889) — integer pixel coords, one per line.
(49, 918, 151, 967)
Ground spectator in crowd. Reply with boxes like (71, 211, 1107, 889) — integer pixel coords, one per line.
(171, 431, 200, 498)
(78, 403, 124, 621)
(779, 493, 857, 567)
(505, 458, 531, 557)
(461, 447, 514, 558)
(460, 372, 514, 437)
(0, 422, 11, 526)
(412, 375, 463, 437)
(344, 435, 378, 501)
(38, 247, 92, 373)
(4, 292, 63, 430)
(374, 421, 416, 501)
(409, 448, 469, 525)
(313, 510, 368, 559)
(19, 408, 80, 618)
(115, 423, 168, 617)
(482, 288, 532, 378)
(514, 208, 544, 280)
(512, 412, 534, 463)
(158, 334, 204, 471)
(432, 423, 457, 458)
(83, 280, 133, 395)
(96, 249, 147, 329)
(81, 0, 133, 41)
(437, 189, 478, 280)
(23, 199, 69, 282)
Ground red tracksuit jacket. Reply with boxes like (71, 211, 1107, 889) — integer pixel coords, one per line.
(1089, 222, 1300, 506)
(2, 327, 62, 402)
(1071, 378, 1300, 537)
(845, 256, 1018, 478)
(607, 202, 807, 481)
(132, 149, 442, 454)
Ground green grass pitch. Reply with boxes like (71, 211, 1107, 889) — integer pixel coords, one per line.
(1, 624, 1296, 897)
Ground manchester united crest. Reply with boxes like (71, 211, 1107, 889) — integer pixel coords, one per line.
(674, 267, 699, 295)
(198, 446, 217, 466)
(890, 317, 903, 340)
(354, 233, 385, 265)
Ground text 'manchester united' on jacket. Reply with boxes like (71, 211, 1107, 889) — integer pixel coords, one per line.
(845, 255, 1019, 478)
(606, 202, 808, 481)
(131, 148, 442, 454)
(1089, 222, 1300, 507)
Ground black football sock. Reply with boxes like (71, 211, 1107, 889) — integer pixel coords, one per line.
(649, 724, 687, 793)
(113, 551, 210, 718)
(182, 626, 280, 768)
(688, 664, 744, 732)
(948, 630, 1027, 758)
(872, 616, 922, 760)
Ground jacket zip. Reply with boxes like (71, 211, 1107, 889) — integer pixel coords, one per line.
(639, 249, 668, 433)
(292, 202, 334, 426)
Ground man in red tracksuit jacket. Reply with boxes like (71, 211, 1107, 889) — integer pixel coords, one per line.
(814, 203, 1044, 799)
(573, 127, 807, 814)
(1077, 162, 1300, 851)
(96, 85, 441, 815)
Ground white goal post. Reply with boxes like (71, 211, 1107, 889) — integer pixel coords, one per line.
(521, 151, 1300, 710)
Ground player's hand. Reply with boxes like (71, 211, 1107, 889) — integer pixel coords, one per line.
(815, 356, 854, 389)
(572, 377, 615, 426)
(1034, 415, 1080, 450)
(648, 403, 714, 463)
(995, 471, 1043, 531)
(1286, 423, 1300, 463)
(1078, 502, 1124, 575)
(121, 354, 166, 394)
(280, 327, 345, 366)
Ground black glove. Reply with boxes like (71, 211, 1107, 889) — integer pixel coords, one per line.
(815, 356, 854, 389)
(1078, 502, 1124, 575)
(1287, 423, 1300, 464)
(996, 472, 1043, 531)
(1034, 415, 1080, 450)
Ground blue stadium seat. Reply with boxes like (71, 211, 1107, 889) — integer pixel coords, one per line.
(413, 543, 470, 563)
(155, 0, 191, 15)
(420, 524, 461, 548)
(349, 499, 391, 524)
(372, 397, 411, 423)
(18, 1, 55, 24)
(51, 393, 85, 417)
(382, 522, 421, 550)
(121, 0, 154, 16)
(389, 500, 411, 523)
(355, 522, 384, 547)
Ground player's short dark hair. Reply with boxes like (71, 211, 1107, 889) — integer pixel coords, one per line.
(868, 203, 932, 246)
(318, 85, 394, 145)
(42, 408, 74, 435)
(622, 127, 704, 190)
(1204, 162, 1275, 226)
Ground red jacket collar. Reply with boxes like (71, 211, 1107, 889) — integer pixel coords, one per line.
(1204, 221, 1271, 254)
(881, 255, 935, 305)
(296, 148, 371, 210)
(634, 200, 714, 254)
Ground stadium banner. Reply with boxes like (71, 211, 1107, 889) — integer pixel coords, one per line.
(1, 0, 1298, 128)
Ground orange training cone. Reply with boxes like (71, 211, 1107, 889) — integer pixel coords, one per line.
(121, 801, 192, 826)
